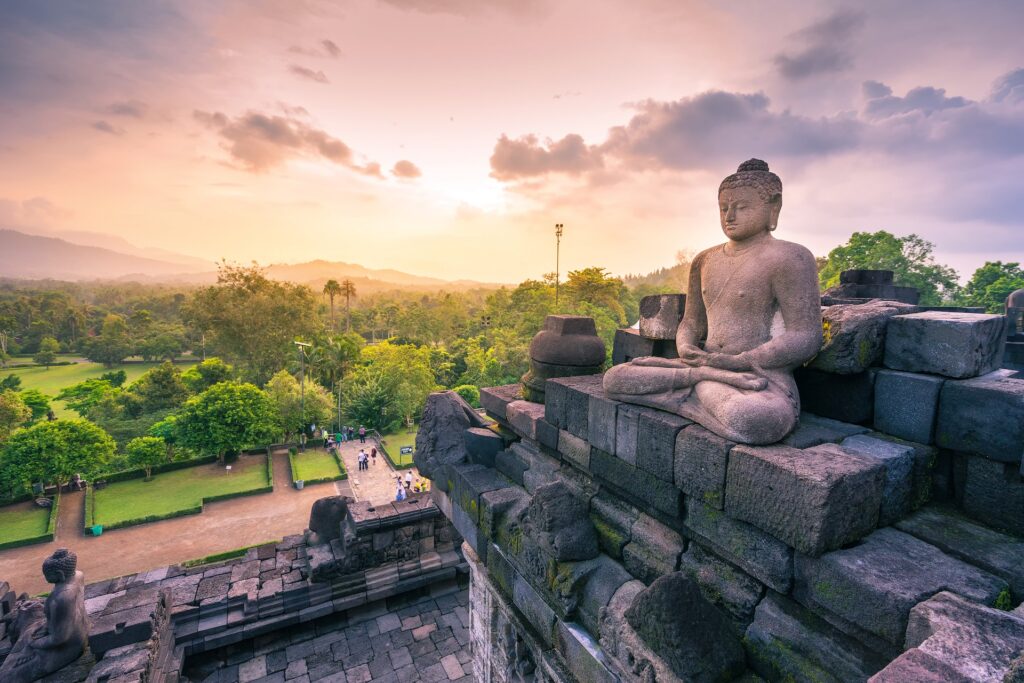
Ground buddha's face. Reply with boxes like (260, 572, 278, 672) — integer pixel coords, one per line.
(718, 186, 780, 242)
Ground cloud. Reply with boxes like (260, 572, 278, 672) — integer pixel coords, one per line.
(288, 64, 329, 83)
(321, 39, 342, 58)
(288, 39, 343, 59)
(773, 9, 865, 80)
(864, 84, 969, 119)
(377, 0, 544, 18)
(991, 68, 1024, 103)
(862, 81, 892, 99)
(194, 109, 385, 174)
(490, 133, 603, 180)
(392, 160, 422, 178)
(104, 100, 146, 118)
(91, 120, 123, 135)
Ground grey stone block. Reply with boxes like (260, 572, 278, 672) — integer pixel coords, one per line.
(463, 427, 505, 468)
(895, 505, 1024, 601)
(479, 487, 528, 542)
(840, 434, 915, 525)
(556, 621, 618, 683)
(612, 328, 678, 366)
(725, 443, 885, 556)
(544, 375, 570, 428)
(614, 403, 660, 466)
(587, 393, 619, 454)
(450, 463, 512, 524)
(479, 383, 522, 422)
(811, 300, 919, 375)
(515, 441, 561, 495)
(555, 375, 605, 441)
(534, 418, 559, 451)
(636, 410, 690, 483)
(794, 528, 1008, 648)
(589, 491, 638, 560)
(678, 543, 764, 634)
(449, 498, 486, 564)
(638, 294, 685, 340)
(962, 455, 1024, 536)
(512, 572, 556, 645)
(884, 311, 1006, 378)
(936, 369, 1024, 463)
(745, 592, 890, 683)
(782, 412, 871, 449)
(506, 400, 545, 440)
(674, 424, 734, 510)
(494, 448, 527, 486)
(622, 513, 684, 585)
(683, 497, 793, 593)
(558, 430, 591, 472)
(873, 369, 943, 444)
(868, 648, 974, 683)
(795, 367, 876, 424)
(904, 591, 1024, 682)
(591, 447, 682, 519)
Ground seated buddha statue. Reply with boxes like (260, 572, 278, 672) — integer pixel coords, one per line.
(604, 159, 822, 445)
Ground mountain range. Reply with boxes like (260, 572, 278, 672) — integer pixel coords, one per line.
(0, 229, 503, 292)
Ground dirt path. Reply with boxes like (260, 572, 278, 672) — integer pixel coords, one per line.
(0, 452, 340, 595)
(335, 439, 421, 505)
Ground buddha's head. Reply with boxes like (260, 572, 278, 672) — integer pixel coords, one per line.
(718, 159, 782, 242)
(42, 548, 77, 584)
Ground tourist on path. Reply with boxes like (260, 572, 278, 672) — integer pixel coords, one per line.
(371, 447, 377, 466)
(359, 426, 366, 443)
(395, 484, 406, 501)
(404, 471, 413, 489)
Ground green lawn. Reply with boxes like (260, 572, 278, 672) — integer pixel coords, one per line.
(378, 428, 418, 467)
(3, 359, 197, 417)
(0, 502, 51, 547)
(93, 455, 270, 528)
(291, 449, 345, 483)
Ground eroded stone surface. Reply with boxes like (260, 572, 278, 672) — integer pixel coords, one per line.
(414, 391, 488, 479)
(810, 300, 918, 375)
(884, 311, 1006, 379)
(936, 369, 1024, 464)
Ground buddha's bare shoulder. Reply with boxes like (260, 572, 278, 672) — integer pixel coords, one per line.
(762, 238, 816, 268)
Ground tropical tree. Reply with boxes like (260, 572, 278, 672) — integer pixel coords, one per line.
(0, 374, 21, 391)
(18, 390, 51, 424)
(818, 231, 959, 305)
(175, 381, 278, 462)
(181, 357, 234, 393)
(85, 314, 133, 366)
(0, 390, 31, 441)
(323, 279, 342, 331)
(340, 279, 357, 332)
(33, 336, 60, 368)
(148, 415, 182, 461)
(342, 341, 436, 431)
(125, 436, 166, 480)
(264, 370, 334, 441)
(958, 261, 1024, 313)
(1, 418, 115, 489)
(57, 379, 119, 417)
(129, 361, 189, 413)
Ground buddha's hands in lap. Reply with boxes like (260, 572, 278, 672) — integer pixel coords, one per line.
(678, 347, 753, 372)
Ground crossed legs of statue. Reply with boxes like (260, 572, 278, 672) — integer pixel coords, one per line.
(603, 362, 799, 445)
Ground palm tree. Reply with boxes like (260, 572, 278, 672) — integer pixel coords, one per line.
(322, 280, 342, 331)
(340, 279, 357, 332)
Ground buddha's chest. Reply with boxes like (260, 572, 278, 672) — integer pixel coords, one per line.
(700, 253, 775, 311)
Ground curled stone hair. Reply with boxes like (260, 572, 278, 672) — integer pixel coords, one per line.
(718, 158, 783, 203)
(42, 548, 77, 580)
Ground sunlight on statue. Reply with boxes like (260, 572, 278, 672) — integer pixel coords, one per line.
(604, 159, 822, 445)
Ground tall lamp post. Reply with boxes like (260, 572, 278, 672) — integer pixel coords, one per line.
(555, 223, 564, 307)
(294, 341, 312, 451)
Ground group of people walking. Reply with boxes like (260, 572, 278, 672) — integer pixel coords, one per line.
(356, 447, 377, 470)
(395, 470, 428, 500)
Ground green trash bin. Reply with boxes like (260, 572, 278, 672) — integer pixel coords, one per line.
(91, 525, 103, 536)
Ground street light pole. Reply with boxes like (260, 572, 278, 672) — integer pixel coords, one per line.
(555, 223, 564, 307)
(294, 341, 312, 451)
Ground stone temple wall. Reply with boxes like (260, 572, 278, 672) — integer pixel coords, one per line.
(421, 302, 1024, 682)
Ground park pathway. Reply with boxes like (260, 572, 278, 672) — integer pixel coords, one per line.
(334, 438, 421, 505)
(0, 452, 340, 595)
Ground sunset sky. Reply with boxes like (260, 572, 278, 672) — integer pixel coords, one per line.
(1, 0, 1023, 283)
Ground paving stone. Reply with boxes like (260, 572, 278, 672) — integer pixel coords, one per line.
(683, 497, 793, 593)
(389, 645, 412, 669)
(873, 369, 944, 444)
(745, 592, 890, 683)
(725, 443, 885, 556)
(794, 367, 875, 424)
(636, 410, 690, 482)
(587, 392, 619, 455)
(591, 446, 682, 519)
(284, 659, 307, 680)
(896, 505, 1024, 600)
(622, 513, 684, 584)
(936, 369, 1024, 464)
(794, 527, 1009, 649)
(440, 653, 464, 679)
(345, 663, 371, 683)
(240, 655, 268, 682)
(557, 429, 591, 471)
(840, 434, 915, 525)
(904, 591, 1024, 682)
(962, 455, 1024, 537)
(884, 311, 1006, 379)
(674, 424, 734, 509)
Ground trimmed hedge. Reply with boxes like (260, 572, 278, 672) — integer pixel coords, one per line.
(0, 494, 59, 550)
(374, 431, 416, 470)
(100, 455, 218, 484)
(288, 448, 347, 486)
(85, 453, 274, 535)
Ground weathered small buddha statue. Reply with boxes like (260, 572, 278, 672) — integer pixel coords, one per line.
(0, 548, 89, 683)
(604, 159, 821, 445)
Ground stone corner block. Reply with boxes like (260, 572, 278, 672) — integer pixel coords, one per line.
(873, 369, 944, 444)
(936, 369, 1024, 464)
(884, 311, 1006, 379)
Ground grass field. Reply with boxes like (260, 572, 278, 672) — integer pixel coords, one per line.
(378, 428, 417, 466)
(93, 455, 269, 528)
(2, 359, 197, 417)
(0, 501, 51, 547)
(291, 449, 345, 482)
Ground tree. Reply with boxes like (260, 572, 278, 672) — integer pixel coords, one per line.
(18, 390, 51, 423)
(57, 379, 118, 417)
(0, 390, 31, 442)
(33, 336, 60, 368)
(265, 370, 335, 441)
(340, 279, 357, 332)
(99, 370, 127, 387)
(125, 436, 166, 480)
(129, 361, 189, 413)
(452, 384, 480, 408)
(85, 314, 133, 366)
(184, 264, 323, 384)
(323, 279, 342, 331)
(181, 357, 234, 393)
(0, 374, 22, 391)
(310, 333, 363, 389)
(818, 231, 960, 306)
(342, 341, 437, 431)
(0, 418, 115, 489)
(959, 261, 1024, 313)
(175, 381, 278, 461)
(148, 415, 182, 461)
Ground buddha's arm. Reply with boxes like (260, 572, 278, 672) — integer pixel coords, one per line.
(742, 249, 822, 370)
(676, 252, 708, 352)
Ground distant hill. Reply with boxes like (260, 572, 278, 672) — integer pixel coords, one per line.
(0, 229, 505, 292)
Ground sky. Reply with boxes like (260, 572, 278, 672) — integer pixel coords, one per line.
(1, 0, 1023, 284)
